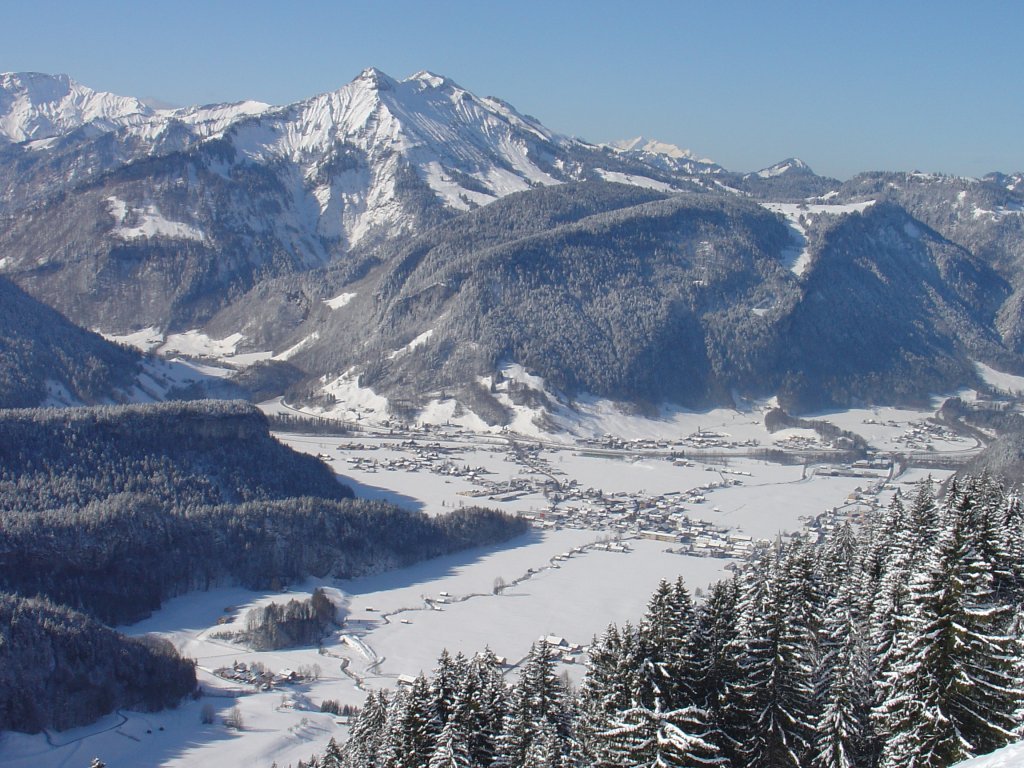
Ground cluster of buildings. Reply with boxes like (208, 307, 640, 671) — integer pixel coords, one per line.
(324, 428, 903, 564)
(520, 477, 759, 559)
(893, 420, 963, 450)
(340, 439, 493, 481)
(212, 661, 308, 691)
(579, 430, 760, 452)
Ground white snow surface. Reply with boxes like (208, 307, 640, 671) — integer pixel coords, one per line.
(595, 168, 677, 192)
(951, 742, 1024, 768)
(100, 326, 165, 352)
(274, 332, 320, 362)
(0, 384, 979, 767)
(344, 537, 731, 682)
(323, 292, 357, 309)
(388, 328, 434, 359)
(0, 72, 151, 142)
(752, 158, 810, 178)
(107, 197, 206, 242)
(764, 200, 877, 217)
(0, 533, 732, 768)
(224, 68, 564, 246)
(300, 358, 984, 462)
(972, 201, 1024, 221)
(609, 136, 712, 163)
(0, 72, 270, 144)
(975, 360, 1024, 395)
(102, 325, 326, 369)
(160, 330, 244, 358)
(320, 369, 392, 417)
(39, 379, 83, 407)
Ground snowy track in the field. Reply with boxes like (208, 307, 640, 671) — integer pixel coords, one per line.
(343, 535, 620, 681)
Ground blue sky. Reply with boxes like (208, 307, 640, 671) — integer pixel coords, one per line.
(3, 0, 1021, 179)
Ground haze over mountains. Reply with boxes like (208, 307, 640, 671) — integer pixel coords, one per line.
(1, 68, 1023, 419)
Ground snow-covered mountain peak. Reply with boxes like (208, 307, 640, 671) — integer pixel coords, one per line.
(0, 71, 153, 143)
(752, 157, 814, 179)
(610, 136, 704, 161)
(226, 66, 567, 241)
(354, 66, 398, 91)
(164, 99, 271, 127)
(0, 72, 268, 148)
(407, 70, 453, 90)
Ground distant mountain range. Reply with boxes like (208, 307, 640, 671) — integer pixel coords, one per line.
(1, 69, 1022, 420)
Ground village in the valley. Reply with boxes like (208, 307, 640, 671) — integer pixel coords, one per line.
(300, 406, 973, 563)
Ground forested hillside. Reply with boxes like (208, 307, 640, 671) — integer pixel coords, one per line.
(304, 476, 1023, 768)
(3, 70, 1024, 420)
(0, 593, 196, 733)
(0, 400, 528, 732)
(279, 181, 1006, 415)
(0, 399, 352, 512)
(0, 276, 142, 407)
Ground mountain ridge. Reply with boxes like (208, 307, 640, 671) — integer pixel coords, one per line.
(2, 69, 1024, 422)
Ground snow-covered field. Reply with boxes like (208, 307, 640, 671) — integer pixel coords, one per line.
(339, 535, 732, 684)
(952, 741, 1024, 768)
(975, 360, 1024, 396)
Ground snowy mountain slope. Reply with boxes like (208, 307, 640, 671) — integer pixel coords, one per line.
(837, 171, 1024, 352)
(0, 142, 335, 331)
(610, 136, 710, 161)
(607, 135, 723, 178)
(257, 181, 1007, 421)
(0, 68, 708, 331)
(221, 67, 584, 249)
(0, 71, 270, 146)
(0, 72, 152, 143)
(0, 275, 143, 407)
(749, 157, 813, 179)
(736, 157, 841, 200)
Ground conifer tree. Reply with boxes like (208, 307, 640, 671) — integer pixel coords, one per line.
(522, 721, 562, 768)
(875, 499, 1023, 767)
(734, 548, 815, 768)
(345, 689, 389, 768)
(812, 578, 873, 768)
(578, 624, 631, 768)
(641, 578, 701, 709)
(429, 711, 473, 768)
(496, 679, 534, 768)
(431, 649, 466, 729)
(693, 576, 744, 764)
(497, 642, 575, 767)
(320, 737, 344, 768)
(998, 492, 1024, 604)
(465, 649, 511, 766)
(386, 675, 439, 768)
